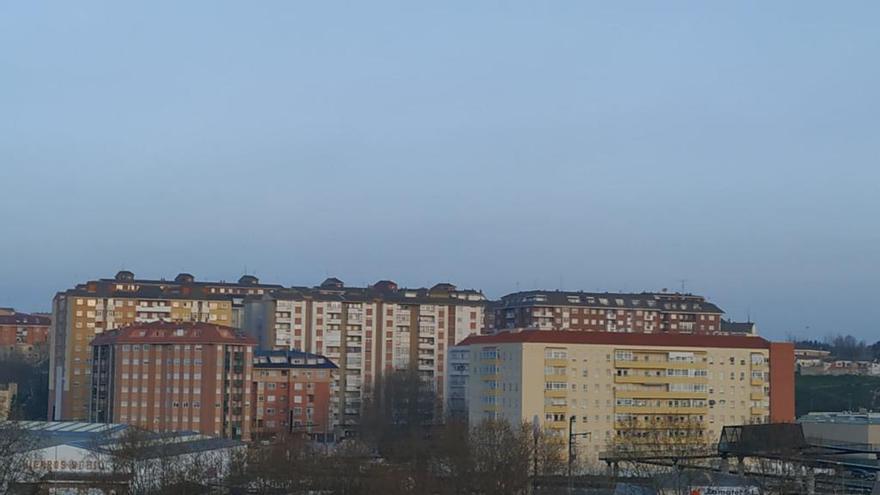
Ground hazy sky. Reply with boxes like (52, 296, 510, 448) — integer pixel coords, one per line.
(2, 2, 879, 341)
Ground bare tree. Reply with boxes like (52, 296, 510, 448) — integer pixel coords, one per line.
(226, 432, 317, 494)
(603, 416, 714, 493)
(0, 422, 41, 493)
(468, 419, 534, 495)
(97, 427, 234, 495)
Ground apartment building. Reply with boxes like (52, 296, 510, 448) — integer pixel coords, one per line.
(50, 270, 280, 421)
(252, 350, 336, 439)
(457, 330, 794, 465)
(444, 346, 470, 419)
(89, 321, 256, 440)
(244, 278, 486, 431)
(492, 290, 735, 334)
(0, 308, 50, 360)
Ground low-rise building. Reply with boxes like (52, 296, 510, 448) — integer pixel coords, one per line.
(89, 321, 256, 440)
(5, 421, 244, 494)
(799, 411, 880, 457)
(800, 359, 880, 376)
(455, 330, 795, 465)
(252, 349, 337, 439)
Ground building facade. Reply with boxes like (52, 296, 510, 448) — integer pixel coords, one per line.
(457, 330, 795, 465)
(50, 270, 280, 421)
(444, 346, 470, 419)
(6, 421, 244, 495)
(244, 278, 486, 430)
(492, 291, 732, 334)
(252, 350, 337, 439)
(0, 308, 50, 360)
(89, 322, 256, 440)
(799, 412, 880, 449)
(0, 382, 18, 420)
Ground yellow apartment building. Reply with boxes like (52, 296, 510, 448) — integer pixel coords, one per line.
(458, 330, 794, 465)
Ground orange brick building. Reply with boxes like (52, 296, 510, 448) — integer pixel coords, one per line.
(0, 308, 50, 360)
(90, 322, 256, 440)
(50, 270, 280, 421)
(252, 350, 337, 440)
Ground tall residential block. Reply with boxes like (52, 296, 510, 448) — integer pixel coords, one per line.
(89, 322, 256, 440)
(244, 278, 486, 430)
(50, 270, 281, 420)
(456, 330, 794, 465)
(491, 290, 755, 335)
(252, 350, 337, 439)
(0, 308, 51, 360)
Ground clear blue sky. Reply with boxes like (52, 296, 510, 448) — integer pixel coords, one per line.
(2, 2, 878, 341)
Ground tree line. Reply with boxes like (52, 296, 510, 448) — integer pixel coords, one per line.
(790, 333, 880, 362)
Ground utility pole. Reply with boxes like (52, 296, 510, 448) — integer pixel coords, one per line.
(568, 415, 574, 494)
(533, 415, 540, 495)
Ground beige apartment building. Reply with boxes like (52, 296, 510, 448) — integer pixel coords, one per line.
(244, 278, 486, 431)
(50, 271, 280, 421)
(458, 330, 795, 466)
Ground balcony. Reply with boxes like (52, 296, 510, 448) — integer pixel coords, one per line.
(615, 390, 706, 400)
(615, 360, 706, 370)
(543, 404, 568, 413)
(614, 419, 704, 430)
(544, 389, 567, 398)
(137, 305, 171, 313)
(615, 405, 708, 415)
(545, 419, 567, 430)
(614, 375, 706, 385)
(544, 358, 568, 367)
(750, 406, 768, 415)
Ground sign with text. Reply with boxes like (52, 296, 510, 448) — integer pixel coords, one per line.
(690, 487, 759, 495)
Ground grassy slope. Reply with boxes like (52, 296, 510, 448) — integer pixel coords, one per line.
(795, 374, 880, 417)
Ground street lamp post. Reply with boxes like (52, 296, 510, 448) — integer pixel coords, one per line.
(568, 415, 590, 494)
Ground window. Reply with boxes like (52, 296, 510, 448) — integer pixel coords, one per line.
(615, 351, 633, 361)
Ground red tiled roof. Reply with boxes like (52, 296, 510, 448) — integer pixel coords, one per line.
(458, 329, 772, 350)
(90, 321, 257, 346)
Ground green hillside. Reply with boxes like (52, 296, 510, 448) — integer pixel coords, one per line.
(795, 374, 880, 417)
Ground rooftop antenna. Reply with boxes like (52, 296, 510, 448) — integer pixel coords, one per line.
(679, 279, 688, 293)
